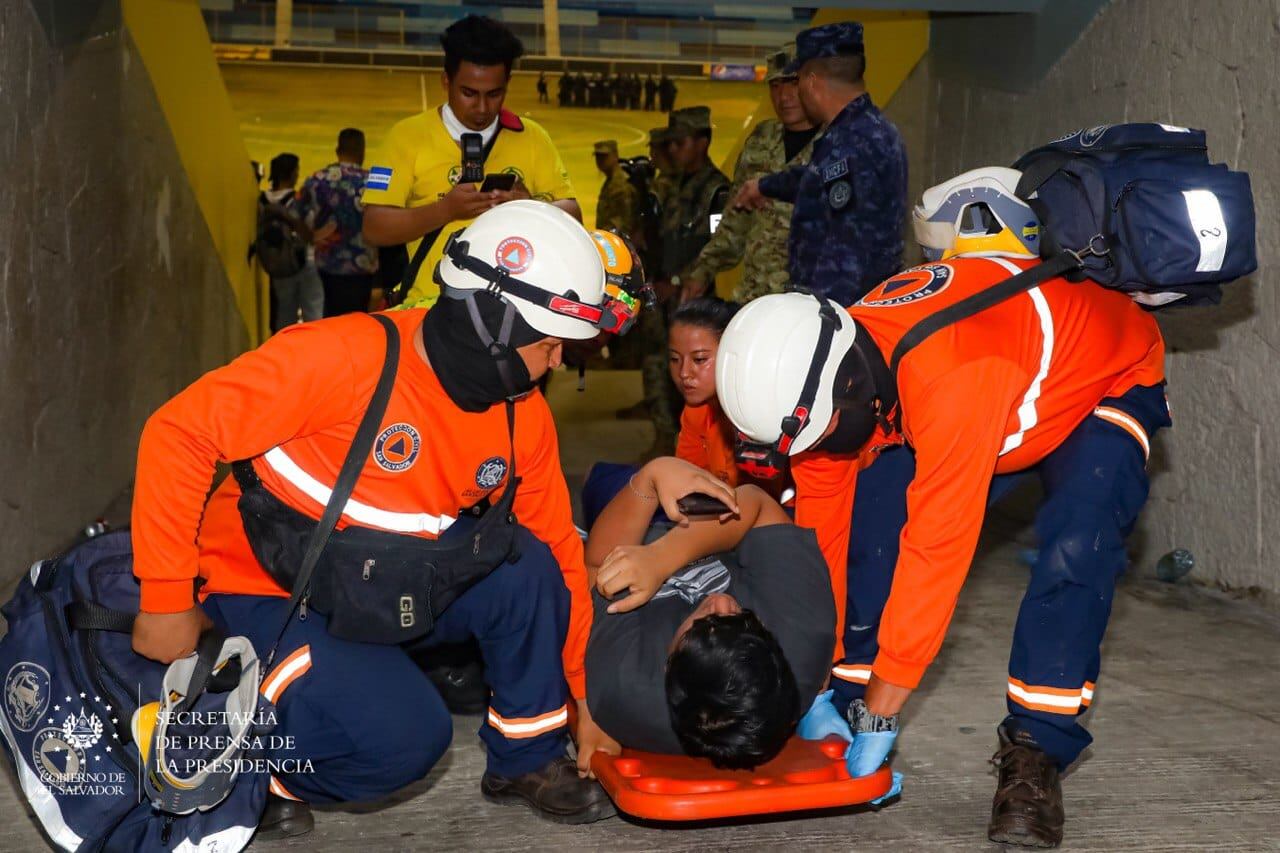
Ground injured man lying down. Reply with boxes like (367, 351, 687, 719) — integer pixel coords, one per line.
(584, 457, 836, 769)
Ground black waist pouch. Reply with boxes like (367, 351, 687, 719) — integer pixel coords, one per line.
(233, 461, 520, 645)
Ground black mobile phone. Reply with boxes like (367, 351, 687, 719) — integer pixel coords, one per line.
(460, 132, 484, 183)
(676, 493, 730, 517)
(480, 173, 517, 192)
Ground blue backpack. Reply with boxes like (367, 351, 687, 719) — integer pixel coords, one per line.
(1012, 122, 1257, 308)
(0, 529, 272, 852)
(888, 123, 1257, 374)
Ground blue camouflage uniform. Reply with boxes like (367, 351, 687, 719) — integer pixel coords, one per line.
(758, 22, 908, 305)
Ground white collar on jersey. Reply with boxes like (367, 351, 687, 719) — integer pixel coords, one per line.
(439, 104, 499, 147)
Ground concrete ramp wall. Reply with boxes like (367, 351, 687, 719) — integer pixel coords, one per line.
(0, 0, 257, 569)
(885, 0, 1279, 606)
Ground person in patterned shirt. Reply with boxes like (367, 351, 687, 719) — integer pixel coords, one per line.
(303, 128, 380, 317)
(682, 43, 818, 303)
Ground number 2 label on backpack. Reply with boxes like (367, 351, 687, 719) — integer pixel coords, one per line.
(1182, 189, 1228, 273)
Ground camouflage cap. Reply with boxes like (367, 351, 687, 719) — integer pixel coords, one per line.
(667, 105, 712, 138)
(648, 126, 672, 146)
(784, 21, 865, 75)
(593, 139, 619, 156)
(766, 42, 797, 82)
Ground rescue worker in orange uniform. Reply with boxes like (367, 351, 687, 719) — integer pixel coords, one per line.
(129, 202, 631, 836)
(716, 168, 1171, 847)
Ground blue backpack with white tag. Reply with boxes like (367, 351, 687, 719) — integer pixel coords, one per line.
(0, 529, 272, 852)
(1012, 122, 1257, 308)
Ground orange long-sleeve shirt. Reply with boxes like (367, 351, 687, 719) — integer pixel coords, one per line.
(132, 309, 592, 698)
(794, 256, 1165, 689)
(675, 403, 740, 487)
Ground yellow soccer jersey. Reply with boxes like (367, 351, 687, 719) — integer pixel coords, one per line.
(363, 108, 575, 305)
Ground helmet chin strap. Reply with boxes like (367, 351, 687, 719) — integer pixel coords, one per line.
(453, 286, 530, 401)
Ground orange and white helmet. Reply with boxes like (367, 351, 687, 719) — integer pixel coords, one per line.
(436, 200, 610, 340)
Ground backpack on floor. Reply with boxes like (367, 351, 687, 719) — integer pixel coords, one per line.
(1012, 122, 1257, 308)
(0, 529, 272, 852)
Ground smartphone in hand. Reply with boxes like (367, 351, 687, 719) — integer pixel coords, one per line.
(480, 173, 517, 193)
(676, 493, 731, 518)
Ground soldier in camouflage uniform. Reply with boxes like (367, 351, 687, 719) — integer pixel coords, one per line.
(737, 22, 908, 305)
(634, 107, 729, 457)
(592, 139, 639, 237)
(682, 43, 818, 303)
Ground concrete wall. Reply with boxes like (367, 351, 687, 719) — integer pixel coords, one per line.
(885, 0, 1279, 604)
(0, 0, 251, 566)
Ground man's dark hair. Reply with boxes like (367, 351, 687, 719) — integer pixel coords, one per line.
(440, 15, 524, 77)
(336, 127, 364, 154)
(810, 53, 866, 85)
(269, 153, 300, 186)
(665, 610, 801, 769)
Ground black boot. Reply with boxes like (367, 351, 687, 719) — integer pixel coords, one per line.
(481, 756, 616, 825)
(988, 723, 1065, 848)
(256, 794, 314, 841)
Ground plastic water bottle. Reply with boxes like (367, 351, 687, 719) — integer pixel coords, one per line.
(83, 519, 110, 539)
(1155, 548, 1194, 583)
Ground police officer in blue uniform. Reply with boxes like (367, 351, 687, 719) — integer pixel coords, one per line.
(735, 22, 908, 305)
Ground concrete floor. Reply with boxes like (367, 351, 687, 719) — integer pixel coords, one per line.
(1, 370, 1278, 851)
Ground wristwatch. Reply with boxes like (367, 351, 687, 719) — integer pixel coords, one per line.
(848, 698, 899, 734)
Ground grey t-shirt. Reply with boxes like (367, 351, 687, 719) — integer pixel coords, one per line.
(585, 523, 836, 754)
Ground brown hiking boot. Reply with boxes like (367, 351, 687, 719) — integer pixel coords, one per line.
(988, 724, 1065, 848)
(481, 756, 616, 825)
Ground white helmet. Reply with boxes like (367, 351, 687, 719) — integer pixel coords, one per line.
(716, 292, 858, 458)
(436, 200, 609, 341)
(912, 166, 1042, 261)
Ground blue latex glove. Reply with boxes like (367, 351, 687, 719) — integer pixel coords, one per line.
(797, 689, 853, 743)
(846, 730, 902, 805)
(875, 771, 904, 805)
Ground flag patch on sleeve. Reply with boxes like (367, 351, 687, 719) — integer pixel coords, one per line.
(366, 167, 393, 190)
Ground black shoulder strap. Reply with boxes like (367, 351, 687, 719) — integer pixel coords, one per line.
(1013, 150, 1073, 199)
(889, 251, 1081, 378)
(393, 124, 508, 306)
(264, 313, 401, 667)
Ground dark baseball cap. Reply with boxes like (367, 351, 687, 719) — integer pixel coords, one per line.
(783, 21, 865, 75)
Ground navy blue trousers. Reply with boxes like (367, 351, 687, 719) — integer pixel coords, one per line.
(204, 525, 571, 804)
(831, 384, 1170, 768)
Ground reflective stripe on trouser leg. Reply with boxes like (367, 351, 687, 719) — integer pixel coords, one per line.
(1004, 384, 1170, 769)
(203, 594, 452, 804)
(830, 445, 914, 713)
(418, 525, 572, 778)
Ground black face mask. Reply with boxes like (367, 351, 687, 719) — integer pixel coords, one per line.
(421, 294, 544, 413)
(812, 327, 898, 456)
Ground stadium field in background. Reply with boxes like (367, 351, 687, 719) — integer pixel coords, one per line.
(222, 65, 763, 227)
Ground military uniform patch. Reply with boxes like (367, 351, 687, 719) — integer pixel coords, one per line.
(823, 158, 849, 181)
(828, 180, 852, 210)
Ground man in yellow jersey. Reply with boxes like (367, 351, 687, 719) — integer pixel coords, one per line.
(362, 15, 581, 308)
